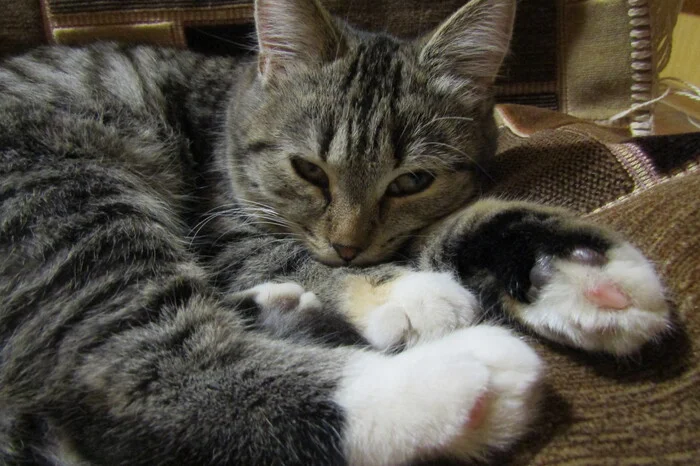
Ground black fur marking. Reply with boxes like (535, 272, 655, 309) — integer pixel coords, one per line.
(389, 62, 405, 164)
(449, 209, 612, 303)
(343, 39, 402, 161)
(260, 302, 368, 347)
(340, 48, 362, 95)
(318, 117, 335, 161)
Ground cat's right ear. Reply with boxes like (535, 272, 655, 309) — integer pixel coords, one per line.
(255, 0, 346, 81)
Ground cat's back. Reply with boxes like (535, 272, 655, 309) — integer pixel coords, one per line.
(0, 42, 241, 160)
(0, 43, 252, 463)
(1, 43, 199, 113)
(0, 43, 243, 310)
(0, 43, 243, 224)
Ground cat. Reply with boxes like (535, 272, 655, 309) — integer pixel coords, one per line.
(0, 0, 672, 464)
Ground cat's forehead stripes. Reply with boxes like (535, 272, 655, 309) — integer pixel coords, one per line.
(332, 38, 406, 167)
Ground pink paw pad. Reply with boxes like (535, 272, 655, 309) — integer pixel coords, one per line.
(584, 281, 631, 310)
(466, 391, 490, 430)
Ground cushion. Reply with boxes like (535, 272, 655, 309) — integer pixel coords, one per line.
(34, 0, 683, 135)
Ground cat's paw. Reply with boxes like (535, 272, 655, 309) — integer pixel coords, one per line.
(248, 281, 322, 313)
(337, 325, 544, 465)
(516, 242, 671, 355)
(364, 271, 478, 350)
(245, 282, 324, 336)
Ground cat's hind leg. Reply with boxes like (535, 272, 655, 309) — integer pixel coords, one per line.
(233, 282, 544, 464)
(337, 325, 544, 465)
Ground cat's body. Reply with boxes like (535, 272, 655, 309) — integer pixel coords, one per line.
(0, 0, 671, 464)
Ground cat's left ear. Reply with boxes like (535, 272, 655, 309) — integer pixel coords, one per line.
(255, 0, 346, 81)
(419, 0, 515, 92)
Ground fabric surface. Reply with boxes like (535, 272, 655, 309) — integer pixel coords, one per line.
(0, 0, 45, 57)
(32, 0, 682, 134)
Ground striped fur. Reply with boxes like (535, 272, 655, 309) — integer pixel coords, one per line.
(0, 0, 670, 464)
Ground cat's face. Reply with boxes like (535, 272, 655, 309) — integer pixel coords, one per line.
(226, 0, 514, 266)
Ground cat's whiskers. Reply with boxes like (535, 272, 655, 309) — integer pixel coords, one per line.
(403, 146, 454, 174)
(189, 201, 299, 247)
(238, 199, 302, 230)
(430, 116, 475, 124)
(189, 209, 240, 245)
(232, 201, 311, 247)
(188, 27, 258, 53)
(244, 211, 296, 230)
(212, 220, 305, 247)
(216, 235, 303, 276)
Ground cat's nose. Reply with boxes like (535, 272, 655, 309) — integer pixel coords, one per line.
(332, 243, 362, 262)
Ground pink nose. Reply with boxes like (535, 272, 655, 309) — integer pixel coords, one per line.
(332, 244, 362, 262)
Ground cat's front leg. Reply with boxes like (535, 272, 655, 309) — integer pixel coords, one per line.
(232, 281, 367, 346)
(242, 270, 480, 351)
(339, 269, 480, 351)
(417, 199, 672, 356)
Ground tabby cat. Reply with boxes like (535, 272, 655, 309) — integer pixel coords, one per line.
(0, 0, 671, 464)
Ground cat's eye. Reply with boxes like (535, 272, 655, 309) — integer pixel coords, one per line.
(291, 157, 329, 189)
(386, 171, 435, 197)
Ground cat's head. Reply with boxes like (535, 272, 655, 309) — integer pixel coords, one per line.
(225, 0, 515, 266)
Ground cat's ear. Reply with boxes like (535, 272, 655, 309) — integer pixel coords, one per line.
(255, 0, 346, 80)
(419, 0, 515, 92)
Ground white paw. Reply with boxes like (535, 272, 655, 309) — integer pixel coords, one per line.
(516, 243, 671, 355)
(248, 282, 321, 313)
(364, 271, 479, 350)
(336, 325, 544, 465)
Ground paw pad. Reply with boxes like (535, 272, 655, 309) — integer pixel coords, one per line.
(584, 281, 631, 310)
(516, 242, 671, 355)
(465, 391, 490, 430)
(528, 247, 608, 301)
(570, 247, 607, 266)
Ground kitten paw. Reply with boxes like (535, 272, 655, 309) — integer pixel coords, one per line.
(364, 271, 478, 350)
(517, 242, 671, 355)
(337, 325, 544, 465)
(248, 282, 322, 313)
